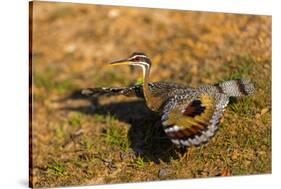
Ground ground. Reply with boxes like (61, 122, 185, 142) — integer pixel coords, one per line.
(30, 2, 272, 187)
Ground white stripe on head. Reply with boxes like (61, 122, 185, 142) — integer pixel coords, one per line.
(130, 55, 148, 59)
(133, 62, 150, 78)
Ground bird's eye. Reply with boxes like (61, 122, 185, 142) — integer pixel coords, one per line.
(135, 57, 141, 61)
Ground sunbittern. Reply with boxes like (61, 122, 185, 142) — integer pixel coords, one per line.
(82, 52, 255, 147)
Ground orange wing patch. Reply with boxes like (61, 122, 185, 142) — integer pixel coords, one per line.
(162, 94, 217, 146)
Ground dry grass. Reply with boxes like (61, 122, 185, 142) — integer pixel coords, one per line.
(30, 1, 271, 187)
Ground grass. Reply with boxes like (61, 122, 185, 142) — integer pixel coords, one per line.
(102, 114, 130, 151)
(30, 2, 271, 188)
(47, 160, 66, 176)
(67, 112, 83, 127)
(229, 97, 257, 116)
(225, 54, 254, 80)
(34, 67, 76, 95)
(135, 156, 145, 168)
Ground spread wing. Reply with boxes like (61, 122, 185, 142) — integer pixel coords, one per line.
(161, 93, 229, 147)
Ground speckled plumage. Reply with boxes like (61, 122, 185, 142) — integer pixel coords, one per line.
(82, 52, 255, 148)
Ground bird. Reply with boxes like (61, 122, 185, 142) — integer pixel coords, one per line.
(82, 52, 255, 148)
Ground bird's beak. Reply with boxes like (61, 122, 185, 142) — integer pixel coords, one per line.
(109, 58, 132, 66)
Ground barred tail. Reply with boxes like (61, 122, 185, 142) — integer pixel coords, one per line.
(214, 78, 255, 97)
(81, 85, 144, 98)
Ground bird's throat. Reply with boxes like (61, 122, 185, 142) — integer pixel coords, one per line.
(142, 65, 161, 112)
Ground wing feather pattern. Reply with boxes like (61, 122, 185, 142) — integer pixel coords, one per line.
(162, 93, 229, 147)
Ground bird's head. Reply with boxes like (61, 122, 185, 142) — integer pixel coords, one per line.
(109, 52, 151, 68)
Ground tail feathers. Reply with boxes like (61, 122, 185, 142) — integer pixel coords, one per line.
(215, 78, 255, 97)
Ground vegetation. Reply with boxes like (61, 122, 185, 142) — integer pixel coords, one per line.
(30, 2, 271, 187)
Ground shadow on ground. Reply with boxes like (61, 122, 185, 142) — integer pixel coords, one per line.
(59, 89, 184, 163)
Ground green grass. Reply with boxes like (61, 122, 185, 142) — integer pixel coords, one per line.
(225, 54, 255, 80)
(47, 160, 66, 176)
(101, 115, 130, 151)
(34, 68, 76, 95)
(135, 156, 145, 168)
(67, 112, 83, 127)
(229, 97, 257, 116)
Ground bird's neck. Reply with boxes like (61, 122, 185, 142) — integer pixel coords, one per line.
(142, 65, 160, 111)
